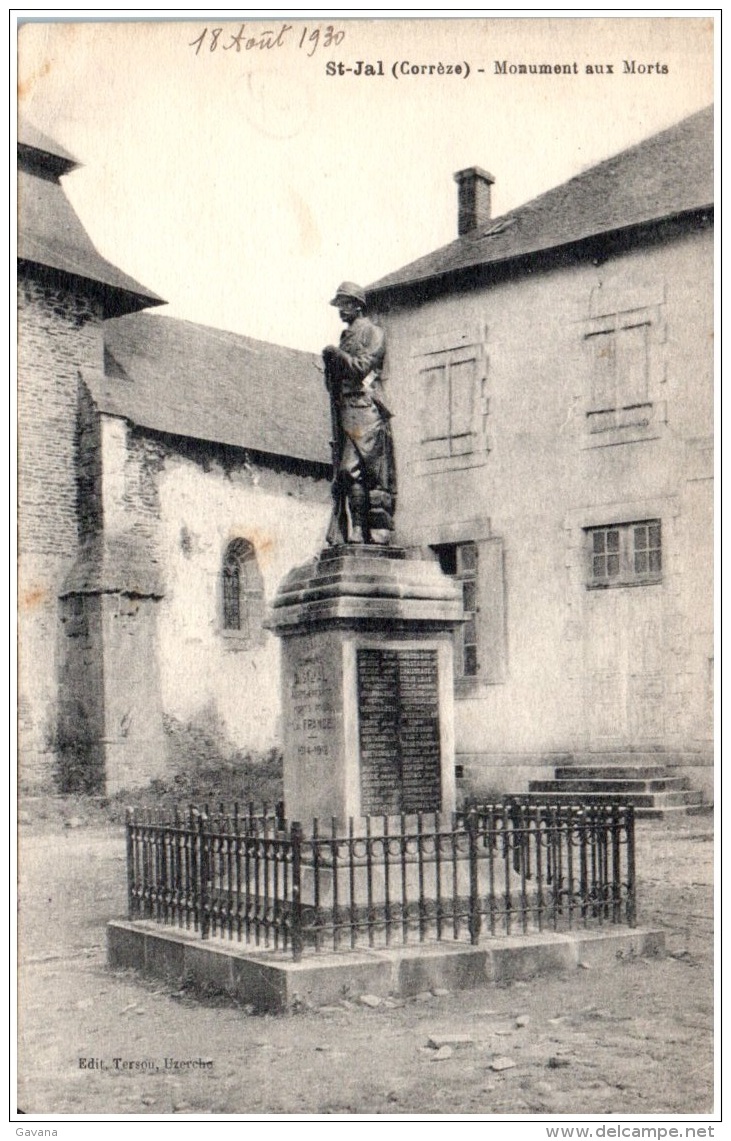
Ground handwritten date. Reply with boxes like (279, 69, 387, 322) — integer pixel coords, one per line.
(189, 23, 345, 57)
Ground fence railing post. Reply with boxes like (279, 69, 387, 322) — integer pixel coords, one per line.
(198, 812, 210, 940)
(467, 808, 481, 946)
(291, 821, 304, 962)
(625, 806, 636, 927)
(126, 808, 136, 920)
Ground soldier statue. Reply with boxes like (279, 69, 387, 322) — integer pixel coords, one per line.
(322, 282, 396, 546)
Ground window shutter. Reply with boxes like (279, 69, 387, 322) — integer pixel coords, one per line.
(589, 330, 616, 411)
(584, 298, 659, 441)
(420, 362, 450, 458)
(449, 354, 477, 454)
(414, 331, 486, 467)
(479, 537, 507, 684)
(616, 322, 649, 406)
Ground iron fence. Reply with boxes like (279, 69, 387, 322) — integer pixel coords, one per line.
(125, 801, 635, 960)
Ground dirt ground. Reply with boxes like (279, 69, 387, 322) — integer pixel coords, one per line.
(16, 815, 715, 1118)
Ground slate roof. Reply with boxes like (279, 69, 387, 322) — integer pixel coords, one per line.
(98, 312, 331, 468)
(18, 120, 164, 317)
(367, 106, 713, 299)
(18, 118, 79, 176)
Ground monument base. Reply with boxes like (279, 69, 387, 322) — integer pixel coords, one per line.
(268, 546, 464, 825)
(108, 919, 665, 1014)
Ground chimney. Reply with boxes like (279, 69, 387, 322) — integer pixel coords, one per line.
(454, 166, 495, 236)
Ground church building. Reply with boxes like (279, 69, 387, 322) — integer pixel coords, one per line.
(18, 121, 330, 794)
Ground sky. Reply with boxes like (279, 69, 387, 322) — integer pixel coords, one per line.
(16, 14, 715, 352)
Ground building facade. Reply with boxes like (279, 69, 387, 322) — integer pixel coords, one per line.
(18, 109, 714, 801)
(366, 108, 714, 798)
(18, 124, 330, 794)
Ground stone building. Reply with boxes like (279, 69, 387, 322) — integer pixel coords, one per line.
(18, 122, 330, 794)
(366, 107, 714, 800)
(18, 108, 714, 804)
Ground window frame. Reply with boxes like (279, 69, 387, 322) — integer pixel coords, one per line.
(585, 520, 662, 590)
(412, 330, 489, 474)
(581, 286, 667, 448)
(433, 541, 480, 678)
(585, 316, 653, 434)
(220, 538, 264, 646)
(420, 348, 480, 459)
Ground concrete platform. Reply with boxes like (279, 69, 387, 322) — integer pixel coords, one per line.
(107, 919, 665, 1014)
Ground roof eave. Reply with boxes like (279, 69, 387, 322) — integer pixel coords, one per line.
(366, 205, 713, 304)
(18, 258, 166, 318)
(96, 405, 331, 472)
(18, 142, 79, 180)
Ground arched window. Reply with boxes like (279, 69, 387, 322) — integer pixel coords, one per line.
(222, 539, 263, 643)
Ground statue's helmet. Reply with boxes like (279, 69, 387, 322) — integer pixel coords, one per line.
(330, 281, 366, 307)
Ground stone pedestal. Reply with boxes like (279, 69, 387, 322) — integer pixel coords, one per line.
(268, 546, 464, 826)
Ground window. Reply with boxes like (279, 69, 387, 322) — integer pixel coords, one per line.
(586, 521, 662, 588)
(582, 283, 668, 444)
(585, 318, 653, 433)
(433, 542, 479, 676)
(413, 331, 488, 470)
(421, 350, 478, 458)
(222, 539, 264, 642)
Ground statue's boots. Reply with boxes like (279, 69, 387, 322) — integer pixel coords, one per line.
(347, 486, 368, 544)
(368, 490, 394, 546)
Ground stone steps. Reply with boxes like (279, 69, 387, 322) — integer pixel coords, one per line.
(518, 762, 708, 819)
(560, 752, 684, 766)
(633, 802, 714, 820)
(554, 765, 682, 781)
(520, 789, 703, 810)
(530, 776, 691, 793)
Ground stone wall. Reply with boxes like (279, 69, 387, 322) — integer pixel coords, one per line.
(153, 439, 330, 754)
(61, 410, 329, 790)
(17, 271, 104, 788)
(17, 260, 331, 791)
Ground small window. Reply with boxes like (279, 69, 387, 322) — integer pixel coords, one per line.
(222, 539, 263, 642)
(433, 542, 479, 676)
(586, 521, 662, 589)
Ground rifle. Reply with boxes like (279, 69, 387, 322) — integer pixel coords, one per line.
(323, 353, 349, 545)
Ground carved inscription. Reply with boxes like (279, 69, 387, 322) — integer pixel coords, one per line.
(357, 649, 401, 814)
(398, 649, 442, 813)
(357, 648, 441, 815)
(289, 655, 334, 763)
